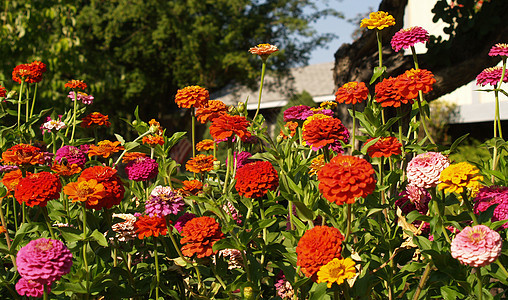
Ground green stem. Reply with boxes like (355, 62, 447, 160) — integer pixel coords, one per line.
(25, 85, 29, 123)
(51, 133, 57, 154)
(429, 189, 451, 244)
(476, 269, 483, 300)
(495, 259, 508, 279)
(416, 96, 436, 144)
(17, 80, 24, 133)
(410, 46, 420, 69)
(113, 130, 152, 166)
(288, 201, 295, 230)
(30, 83, 37, 119)
(258, 197, 267, 266)
(461, 191, 478, 225)
(41, 206, 56, 240)
(43, 284, 49, 300)
(70, 90, 78, 143)
(351, 104, 356, 154)
(412, 261, 433, 300)
(154, 236, 160, 300)
(345, 204, 352, 241)
(252, 61, 267, 124)
(82, 203, 90, 299)
(191, 108, 196, 158)
(376, 30, 383, 68)
(222, 141, 233, 194)
(12, 197, 18, 231)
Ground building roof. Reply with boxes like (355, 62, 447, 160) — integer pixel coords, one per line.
(213, 62, 336, 110)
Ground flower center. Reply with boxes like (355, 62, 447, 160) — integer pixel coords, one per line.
(35, 240, 53, 251)
(468, 229, 485, 243)
(77, 181, 94, 196)
(343, 82, 358, 91)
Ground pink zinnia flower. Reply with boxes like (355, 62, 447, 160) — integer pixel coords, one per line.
(15, 277, 49, 298)
(16, 238, 73, 286)
(275, 271, 295, 299)
(223, 201, 242, 224)
(488, 43, 508, 57)
(68, 91, 94, 105)
(111, 213, 137, 242)
(125, 157, 159, 181)
(55, 145, 87, 167)
(406, 152, 450, 188)
(451, 225, 502, 267)
(283, 105, 313, 122)
(476, 67, 508, 87)
(397, 183, 430, 214)
(174, 213, 196, 233)
(391, 26, 430, 52)
(145, 185, 184, 216)
(474, 186, 508, 228)
(40, 116, 66, 134)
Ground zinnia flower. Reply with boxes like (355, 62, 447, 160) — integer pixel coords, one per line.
(180, 216, 224, 258)
(12, 61, 46, 84)
(64, 79, 87, 90)
(283, 105, 314, 122)
(142, 134, 165, 146)
(375, 77, 412, 107)
(248, 43, 279, 60)
(316, 257, 356, 288)
(16, 277, 48, 298)
(451, 225, 502, 267)
(68, 91, 94, 105)
(79, 165, 125, 210)
(196, 139, 215, 152)
(406, 152, 450, 188)
(88, 140, 125, 158)
(391, 26, 430, 52)
(180, 179, 203, 196)
(335, 81, 369, 105)
(438, 162, 483, 194)
(145, 185, 184, 217)
(185, 154, 216, 174)
(302, 116, 349, 152)
(360, 11, 395, 30)
(223, 201, 242, 224)
(63, 178, 106, 206)
(55, 145, 87, 167)
(218, 248, 244, 269)
(476, 67, 508, 87)
(279, 121, 299, 140)
(2, 169, 25, 192)
(275, 272, 294, 299)
(174, 213, 196, 233)
(15, 172, 62, 207)
(125, 157, 159, 181)
(111, 213, 137, 242)
(16, 238, 73, 285)
(0, 85, 6, 98)
(320, 101, 337, 110)
(296, 226, 344, 278)
(308, 154, 325, 176)
(121, 151, 147, 163)
(81, 112, 111, 128)
(235, 161, 279, 198)
(488, 43, 508, 57)
(134, 215, 168, 239)
(51, 162, 82, 177)
(209, 114, 251, 142)
(40, 116, 66, 134)
(2, 144, 43, 166)
(232, 151, 254, 169)
(366, 136, 402, 158)
(318, 155, 376, 205)
(195, 100, 228, 123)
(175, 85, 210, 109)
(474, 186, 508, 229)
(394, 68, 436, 100)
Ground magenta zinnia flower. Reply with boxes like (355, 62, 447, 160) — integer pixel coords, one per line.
(283, 105, 313, 122)
(145, 185, 184, 216)
(451, 225, 502, 267)
(16, 238, 73, 285)
(474, 186, 508, 229)
(125, 156, 159, 181)
(406, 152, 450, 188)
(488, 43, 508, 57)
(391, 26, 430, 52)
(55, 145, 87, 167)
(476, 67, 508, 87)
(15, 277, 49, 298)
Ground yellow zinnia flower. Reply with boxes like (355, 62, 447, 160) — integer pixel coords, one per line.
(438, 162, 483, 195)
(309, 154, 325, 176)
(317, 257, 356, 288)
(360, 11, 396, 30)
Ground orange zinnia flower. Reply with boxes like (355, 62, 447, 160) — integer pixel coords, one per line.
(88, 140, 124, 158)
(175, 85, 210, 109)
(335, 81, 369, 105)
(180, 180, 203, 196)
(375, 77, 412, 108)
(122, 152, 147, 163)
(2, 144, 43, 166)
(279, 121, 299, 139)
(249, 43, 279, 60)
(2, 169, 25, 192)
(134, 215, 168, 239)
(302, 117, 349, 151)
(65, 79, 87, 90)
(142, 134, 165, 146)
(235, 161, 279, 199)
(12, 61, 47, 84)
(81, 112, 111, 128)
(185, 154, 216, 174)
(0, 226, 6, 234)
(79, 165, 125, 210)
(366, 137, 402, 158)
(14, 172, 62, 207)
(51, 162, 82, 177)
(296, 226, 344, 278)
(63, 178, 105, 205)
(180, 216, 224, 258)
(196, 139, 215, 152)
(394, 68, 436, 100)
(318, 155, 376, 205)
(209, 114, 251, 142)
(195, 100, 228, 124)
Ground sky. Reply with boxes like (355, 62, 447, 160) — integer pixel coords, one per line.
(307, 0, 381, 64)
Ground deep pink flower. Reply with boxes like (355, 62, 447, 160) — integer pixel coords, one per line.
(16, 238, 73, 285)
(474, 186, 508, 228)
(223, 201, 242, 225)
(125, 157, 159, 181)
(476, 67, 508, 87)
(55, 145, 87, 167)
(174, 213, 196, 233)
(488, 43, 508, 57)
(451, 225, 502, 267)
(15, 277, 49, 298)
(397, 183, 430, 215)
(145, 185, 184, 216)
(391, 26, 430, 52)
(406, 152, 450, 188)
(283, 105, 313, 122)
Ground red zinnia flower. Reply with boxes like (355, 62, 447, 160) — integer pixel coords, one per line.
(296, 226, 344, 278)
(51, 162, 82, 177)
(142, 135, 165, 146)
(81, 112, 111, 128)
(249, 43, 279, 60)
(335, 81, 369, 105)
(122, 152, 147, 163)
(175, 85, 210, 109)
(209, 114, 251, 142)
(279, 121, 299, 139)
(366, 137, 402, 158)
(180, 216, 224, 258)
(0, 85, 7, 98)
(195, 100, 228, 124)
(134, 215, 168, 239)
(185, 154, 217, 174)
(12, 61, 46, 84)
(394, 68, 436, 100)
(318, 155, 376, 205)
(65, 79, 87, 90)
(79, 166, 125, 210)
(235, 161, 279, 198)
(14, 172, 62, 207)
(375, 77, 412, 108)
(302, 116, 349, 152)
(2, 144, 44, 166)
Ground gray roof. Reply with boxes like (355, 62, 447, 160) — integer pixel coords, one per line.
(214, 62, 336, 110)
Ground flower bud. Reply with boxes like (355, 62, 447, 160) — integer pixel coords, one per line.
(237, 102, 246, 114)
(243, 286, 254, 300)
(213, 160, 221, 171)
(132, 120, 138, 126)
(276, 134, 284, 144)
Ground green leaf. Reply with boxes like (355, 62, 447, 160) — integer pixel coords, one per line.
(292, 201, 315, 222)
(256, 218, 277, 229)
(212, 237, 237, 252)
(370, 66, 386, 84)
(440, 286, 465, 299)
(124, 141, 140, 151)
(114, 133, 126, 145)
(59, 227, 83, 243)
(91, 229, 108, 247)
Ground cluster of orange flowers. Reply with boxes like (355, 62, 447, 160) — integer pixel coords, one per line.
(142, 119, 165, 147)
(75, 166, 125, 210)
(12, 61, 47, 84)
(375, 69, 436, 107)
(185, 154, 217, 174)
(81, 112, 111, 128)
(64, 79, 87, 90)
(2, 144, 44, 166)
(278, 121, 298, 140)
(195, 100, 228, 124)
(88, 140, 125, 158)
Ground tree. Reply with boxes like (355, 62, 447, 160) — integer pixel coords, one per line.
(0, 0, 341, 136)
